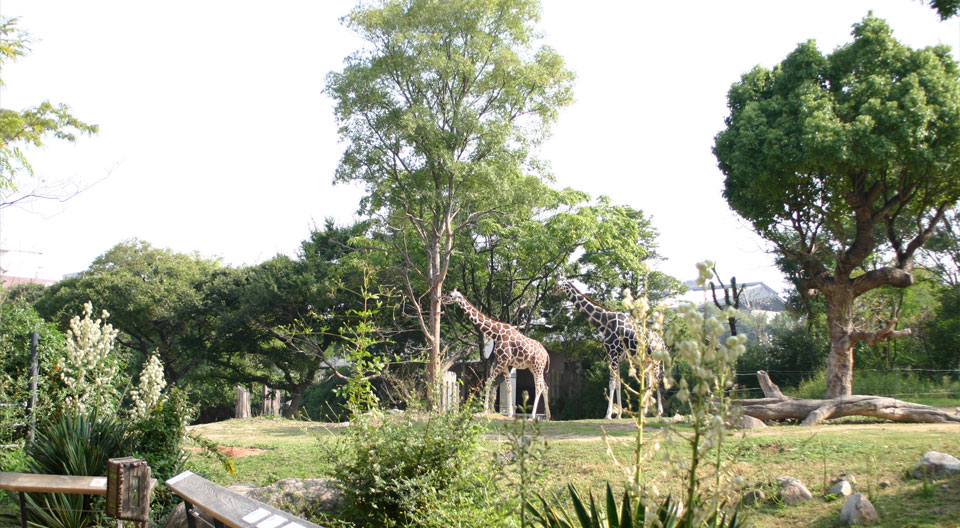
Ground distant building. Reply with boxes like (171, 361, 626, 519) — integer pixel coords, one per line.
(666, 280, 786, 320)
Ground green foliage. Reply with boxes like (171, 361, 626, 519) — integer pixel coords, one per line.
(0, 301, 67, 446)
(331, 402, 492, 527)
(301, 375, 350, 422)
(526, 483, 744, 528)
(0, 17, 97, 193)
(736, 313, 829, 390)
(23, 412, 125, 528)
(36, 239, 221, 390)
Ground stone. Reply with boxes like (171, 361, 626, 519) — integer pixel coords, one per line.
(910, 451, 960, 479)
(878, 481, 891, 489)
(735, 415, 766, 429)
(839, 493, 879, 525)
(740, 489, 765, 505)
(163, 478, 341, 528)
(829, 480, 853, 497)
(776, 476, 813, 505)
(836, 473, 857, 486)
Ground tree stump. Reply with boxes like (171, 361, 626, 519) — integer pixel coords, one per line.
(235, 386, 251, 419)
(735, 371, 960, 426)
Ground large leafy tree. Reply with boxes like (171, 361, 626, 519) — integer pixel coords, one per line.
(714, 16, 960, 397)
(327, 0, 574, 396)
(36, 240, 220, 386)
(206, 222, 384, 417)
(0, 17, 97, 205)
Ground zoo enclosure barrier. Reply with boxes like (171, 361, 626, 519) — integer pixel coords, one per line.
(729, 367, 960, 403)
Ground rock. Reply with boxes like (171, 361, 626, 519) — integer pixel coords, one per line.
(165, 502, 214, 528)
(836, 473, 857, 486)
(776, 476, 813, 505)
(878, 481, 891, 489)
(829, 480, 853, 497)
(741, 489, 765, 505)
(910, 451, 960, 479)
(734, 415, 766, 429)
(839, 493, 879, 525)
(163, 478, 341, 528)
(246, 478, 342, 515)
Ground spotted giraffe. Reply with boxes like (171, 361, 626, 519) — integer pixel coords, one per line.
(443, 289, 551, 420)
(557, 278, 664, 419)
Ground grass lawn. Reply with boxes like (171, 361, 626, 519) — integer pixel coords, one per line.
(186, 416, 960, 528)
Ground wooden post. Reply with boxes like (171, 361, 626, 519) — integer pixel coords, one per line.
(441, 371, 457, 412)
(262, 386, 281, 417)
(235, 387, 250, 419)
(26, 333, 38, 446)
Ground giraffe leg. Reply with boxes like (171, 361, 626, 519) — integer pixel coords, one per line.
(532, 371, 550, 421)
(505, 368, 516, 417)
(530, 371, 542, 422)
(615, 377, 623, 419)
(605, 374, 617, 420)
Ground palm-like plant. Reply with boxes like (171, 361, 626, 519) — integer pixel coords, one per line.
(22, 412, 125, 528)
(526, 482, 744, 528)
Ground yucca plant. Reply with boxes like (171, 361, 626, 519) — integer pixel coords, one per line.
(22, 412, 125, 528)
(526, 482, 744, 528)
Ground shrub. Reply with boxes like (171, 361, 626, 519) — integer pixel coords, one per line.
(302, 374, 350, 421)
(331, 400, 495, 527)
(126, 388, 192, 525)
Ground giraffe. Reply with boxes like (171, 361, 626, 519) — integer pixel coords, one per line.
(443, 289, 551, 420)
(556, 278, 664, 419)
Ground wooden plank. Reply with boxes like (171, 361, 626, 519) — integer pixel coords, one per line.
(165, 471, 322, 528)
(0, 472, 108, 495)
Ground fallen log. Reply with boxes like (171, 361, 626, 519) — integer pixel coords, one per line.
(735, 371, 960, 426)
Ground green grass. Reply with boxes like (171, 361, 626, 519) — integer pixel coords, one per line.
(184, 416, 960, 528)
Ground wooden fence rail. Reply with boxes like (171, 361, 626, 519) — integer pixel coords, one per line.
(166, 471, 322, 528)
(0, 471, 109, 528)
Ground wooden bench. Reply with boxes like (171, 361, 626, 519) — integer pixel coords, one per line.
(165, 471, 323, 528)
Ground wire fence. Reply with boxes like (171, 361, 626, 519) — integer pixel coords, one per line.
(729, 368, 960, 404)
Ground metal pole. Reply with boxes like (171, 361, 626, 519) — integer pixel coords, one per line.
(27, 332, 39, 446)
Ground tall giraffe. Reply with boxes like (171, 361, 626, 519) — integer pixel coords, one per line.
(443, 289, 551, 420)
(556, 278, 663, 419)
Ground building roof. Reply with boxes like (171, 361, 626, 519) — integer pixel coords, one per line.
(0, 275, 57, 287)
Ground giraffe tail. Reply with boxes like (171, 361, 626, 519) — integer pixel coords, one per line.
(545, 352, 551, 374)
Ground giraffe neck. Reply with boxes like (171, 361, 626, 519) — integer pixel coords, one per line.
(455, 297, 503, 339)
(562, 285, 617, 327)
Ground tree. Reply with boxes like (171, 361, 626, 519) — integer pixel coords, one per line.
(327, 0, 574, 398)
(0, 17, 97, 206)
(36, 240, 220, 387)
(714, 15, 960, 398)
(205, 222, 384, 418)
(926, 0, 960, 19)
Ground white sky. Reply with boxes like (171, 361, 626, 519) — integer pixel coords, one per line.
(1, 1, 958, 293)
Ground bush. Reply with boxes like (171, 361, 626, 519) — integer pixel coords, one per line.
(126, 388, 191, 525)
(331, 400, 502, 527)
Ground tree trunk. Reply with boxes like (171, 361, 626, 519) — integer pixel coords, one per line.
(235, 386, 251, 418)
(737, 371, 960, 425)
(427, 284, 442, 406)
(825, 289, 855, 398)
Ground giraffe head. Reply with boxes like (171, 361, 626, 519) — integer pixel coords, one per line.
(555, 277, 576, 296)
(442, 289, 466, 305)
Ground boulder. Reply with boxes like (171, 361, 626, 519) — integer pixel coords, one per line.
(740, 489, 765, 505)
(735, 415, 766, 430)
(829, 480, 853, 497)
(911, 451, 960, 480)
(164, 478, 341, 528)
(835, 473, 857, 486)
(776, 476, 813, 505)
(839, 493, 878, 525)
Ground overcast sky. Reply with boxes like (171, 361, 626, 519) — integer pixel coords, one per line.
(1, 1, 958, 292)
